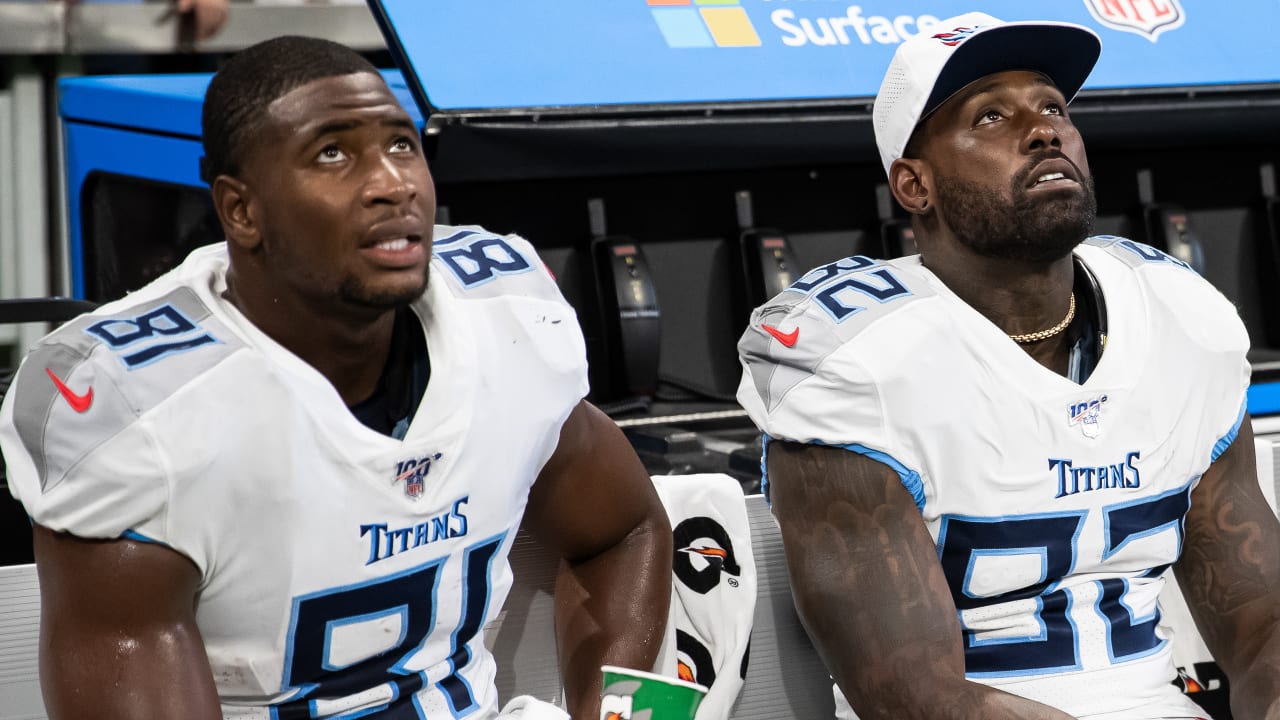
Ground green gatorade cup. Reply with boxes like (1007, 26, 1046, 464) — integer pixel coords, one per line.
(599, 665, 707, 720)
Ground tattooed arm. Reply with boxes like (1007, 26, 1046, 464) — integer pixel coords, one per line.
(768, 441, 1076, 720)
(1175, 418, 1280, 720)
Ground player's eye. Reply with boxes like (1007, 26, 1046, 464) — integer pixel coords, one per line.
(1043, 102, 1065, 116)
(317, 145, 347, 164)
(389, 136, 416, 154)
(976, 108, 1003, 125)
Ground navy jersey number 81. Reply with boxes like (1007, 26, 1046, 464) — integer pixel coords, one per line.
(272, 535, 505, 719)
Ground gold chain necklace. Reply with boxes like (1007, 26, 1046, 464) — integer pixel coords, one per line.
(1008, 293, 1075, 344)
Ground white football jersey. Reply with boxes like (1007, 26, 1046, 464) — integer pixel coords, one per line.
(738, 237, 1250, 720)
(0, 226, 588, 719)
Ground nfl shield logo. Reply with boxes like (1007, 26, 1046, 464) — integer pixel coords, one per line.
(404, 474, 424, 498)
(393, 452, 442, 500)
(1082, 0, 1185, 42)
(1068, 395, 1109, 439)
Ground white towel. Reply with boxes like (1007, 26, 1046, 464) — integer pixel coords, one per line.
(497, 695, 571, 720)
(652, 473, 756, 720)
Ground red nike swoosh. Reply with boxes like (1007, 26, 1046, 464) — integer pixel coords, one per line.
(762, 324, 799, 348)
(46, 368, 93, 413)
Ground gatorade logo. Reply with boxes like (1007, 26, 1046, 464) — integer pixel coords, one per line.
(676, 629, 717, 689)
(648, 0, 762, 48)
(675, 630, 750, 689)
(1175, 662, 1227, 694)
(600, 680, 643, 720)
(673, 516, 741, 594)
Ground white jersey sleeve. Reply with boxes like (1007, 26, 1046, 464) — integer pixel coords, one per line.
(736, 255, 936, 496)
(1, 283, 244, 545)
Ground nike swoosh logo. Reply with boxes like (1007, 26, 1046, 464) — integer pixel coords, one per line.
(46, 368, 93, 413)
(762, 324, 799, 348)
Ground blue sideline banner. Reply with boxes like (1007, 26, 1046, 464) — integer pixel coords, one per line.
(372, 0, 1280, 110)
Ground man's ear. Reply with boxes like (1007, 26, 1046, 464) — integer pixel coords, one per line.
(888, 158, 932, 216)
(211, 175, 261, 251)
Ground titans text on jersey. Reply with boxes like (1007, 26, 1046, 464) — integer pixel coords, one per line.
(1050, 451, 1141, 498)
(361, 495, 470, 566)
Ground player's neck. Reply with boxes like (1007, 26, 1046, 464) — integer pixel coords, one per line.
(922, 243, 1077, 375)
(223, 272, 396, 405)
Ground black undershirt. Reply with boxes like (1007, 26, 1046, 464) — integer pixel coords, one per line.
(1065, 256, 1108, 384)
(347, 307, 431, 439)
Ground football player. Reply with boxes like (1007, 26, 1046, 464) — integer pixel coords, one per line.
(739, 13, 1280, 720)
(0, 36, 672, 720)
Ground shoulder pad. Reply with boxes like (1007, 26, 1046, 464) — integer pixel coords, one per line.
(431, 225, 561, 302)
(740, 255, 935, 377)
(7, 285, 241, 491)
(1081, 236, 1247, 353)
(1083, 235, 1196, 272)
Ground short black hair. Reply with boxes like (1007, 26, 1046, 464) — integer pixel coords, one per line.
(200, 35, 380, 185)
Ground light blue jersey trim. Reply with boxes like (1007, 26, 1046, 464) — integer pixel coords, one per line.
(760, 434, 925, 512)
(1211, 401, 1248, 463)
(760, 433, 772, 503)
(121, 529, 162, 545)
(835, 442, 926, 512)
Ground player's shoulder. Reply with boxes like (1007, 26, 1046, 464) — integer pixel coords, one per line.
(1081, 235, 1248, 354)
(5, 267, 245, 459)
(739, 254, 939, 374)
(1080, 235, 1200, 275)
(1081, 235, 1243, 319)
(426, 224, 587, 391)
(430, 225, 562, 303)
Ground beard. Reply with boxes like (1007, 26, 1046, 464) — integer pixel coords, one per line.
(934, 157, 1097, 264)
(337, 266, 430, 310)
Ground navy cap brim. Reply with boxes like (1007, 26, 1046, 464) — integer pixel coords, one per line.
(924, 23, 1102, 118)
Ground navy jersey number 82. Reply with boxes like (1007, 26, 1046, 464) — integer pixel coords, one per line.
(937, 483, 1192, 678)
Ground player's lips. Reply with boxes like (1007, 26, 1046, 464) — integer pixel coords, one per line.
(361, 219, 427, 268)
(1024, 158, 1080, 190)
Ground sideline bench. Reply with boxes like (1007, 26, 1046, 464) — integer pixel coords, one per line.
(0, 495, 832, 720)
(485, 494, 835, 719)
(4, 440, 1278, 720)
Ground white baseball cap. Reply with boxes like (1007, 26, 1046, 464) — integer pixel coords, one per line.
(872, 12, 1102, 177)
